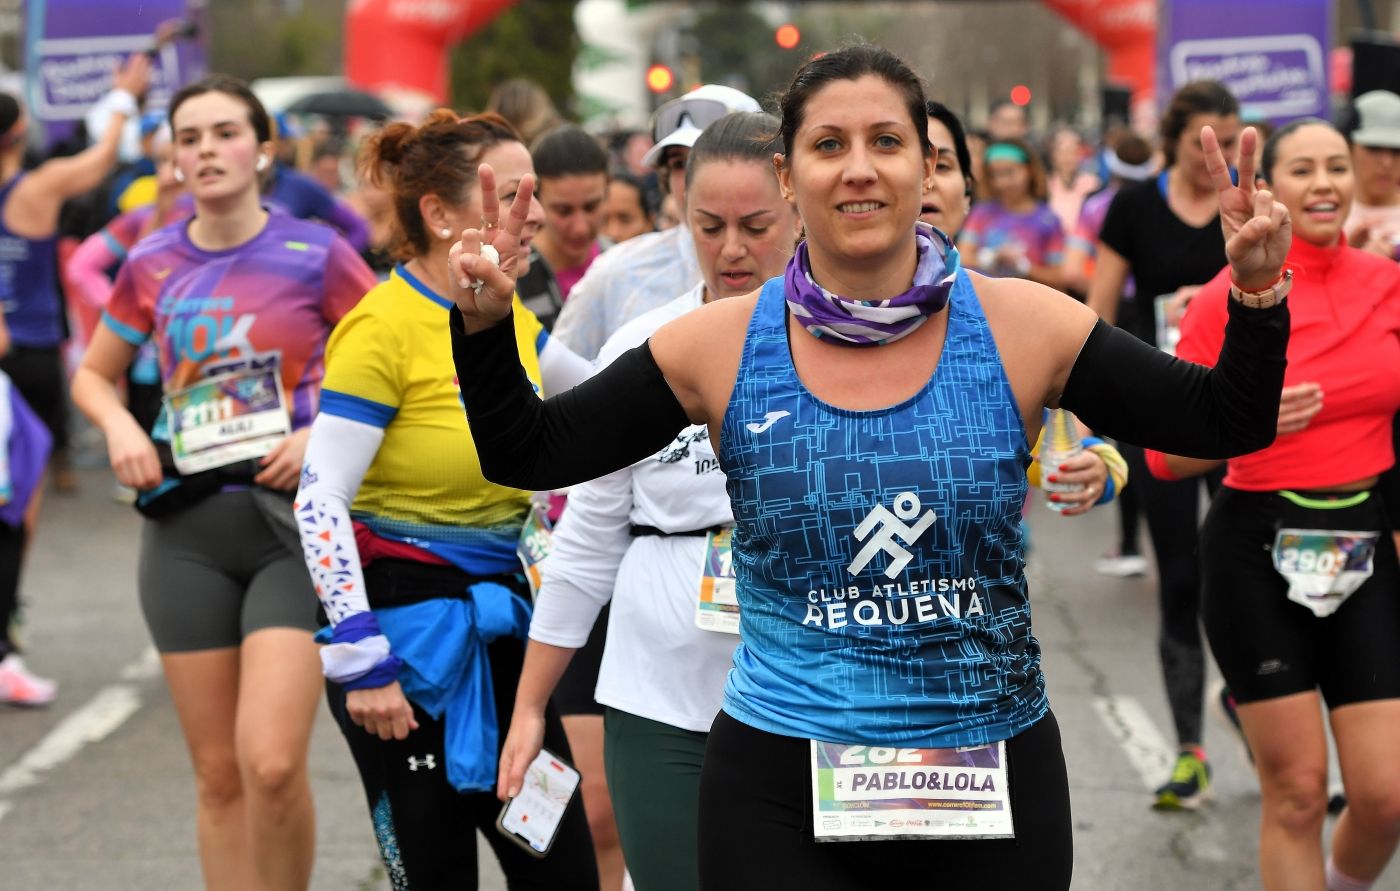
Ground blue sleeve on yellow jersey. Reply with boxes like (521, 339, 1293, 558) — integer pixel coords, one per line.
(320, 390, 397, 429)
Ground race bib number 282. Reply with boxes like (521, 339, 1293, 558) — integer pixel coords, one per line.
(810, 739, 1013, 842)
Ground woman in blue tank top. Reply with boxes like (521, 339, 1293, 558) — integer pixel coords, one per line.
(447, 46, 1293, 890)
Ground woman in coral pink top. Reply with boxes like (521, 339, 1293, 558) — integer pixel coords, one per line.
(1147, 119, 1400, 891)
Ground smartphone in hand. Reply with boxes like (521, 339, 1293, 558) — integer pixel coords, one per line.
(495, 748, 582, 858)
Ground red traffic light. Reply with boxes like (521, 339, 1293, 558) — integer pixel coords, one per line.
(646, 64, 675, 94)
(775, 24, 801, 49)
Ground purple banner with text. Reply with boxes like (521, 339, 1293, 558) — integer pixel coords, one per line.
(23, 0, 206, 146)
(1158, 0, 1331, 122)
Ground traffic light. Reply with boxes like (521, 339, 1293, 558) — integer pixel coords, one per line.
(646, 63, 675, 94)
(775, 24, 801, 50)
(1010, 84, 1032, 106)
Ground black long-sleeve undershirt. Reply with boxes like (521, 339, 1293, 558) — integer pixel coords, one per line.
(450, 307, 690, 492)
(450, 297, 1288, 493)
(1060, 297, 1289, 457)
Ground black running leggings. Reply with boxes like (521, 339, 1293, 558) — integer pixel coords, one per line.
(1121, 443, 1221, 748)
(697, 711, 1073, 890)
(1114, 440, 1142, 556)
(325, 634, 598, 891)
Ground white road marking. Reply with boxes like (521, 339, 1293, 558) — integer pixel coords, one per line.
(0, 686, 141, 797)
(1092, 694, 1177, 792)
(0, 650, 155, 821)
(119, 646, 161, 682)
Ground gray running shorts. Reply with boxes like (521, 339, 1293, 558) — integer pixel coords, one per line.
(138, 490, 318, 652)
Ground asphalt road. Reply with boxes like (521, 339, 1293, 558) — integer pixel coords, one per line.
(1, 468, 1395, 890)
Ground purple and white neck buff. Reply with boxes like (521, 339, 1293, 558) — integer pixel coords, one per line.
(784, 223, 961, 345)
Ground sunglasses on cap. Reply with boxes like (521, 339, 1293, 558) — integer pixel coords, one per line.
(651, 97, 733, 143)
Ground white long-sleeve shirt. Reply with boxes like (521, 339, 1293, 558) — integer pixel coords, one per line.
(529, 284, 737, 731)
(550, 224, 700, 360)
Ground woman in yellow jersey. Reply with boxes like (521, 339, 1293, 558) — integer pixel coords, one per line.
(292, 111, 596, 889)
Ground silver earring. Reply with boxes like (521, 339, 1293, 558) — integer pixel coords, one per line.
(441, 228, 452, 239)
(173, 168, 185, 183)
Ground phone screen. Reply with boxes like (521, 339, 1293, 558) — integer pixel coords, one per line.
(496, 749, 582, 857)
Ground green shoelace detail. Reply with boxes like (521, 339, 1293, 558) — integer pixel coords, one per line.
(1170, 754, 1207, 784)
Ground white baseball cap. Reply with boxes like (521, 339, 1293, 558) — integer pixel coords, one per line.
(1351, 90, 1400, 149)
(642, 84, 762, 167)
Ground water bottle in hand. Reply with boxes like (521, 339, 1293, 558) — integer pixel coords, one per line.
(1040, 409, 1084, 513)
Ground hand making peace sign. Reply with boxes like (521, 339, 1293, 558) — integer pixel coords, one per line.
(448, 163, 537, 333)
(1202, 124, 1291, 292)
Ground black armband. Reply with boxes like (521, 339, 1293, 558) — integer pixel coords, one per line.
(1061, 297, 1289, 459)
(450, 308, 692, 491)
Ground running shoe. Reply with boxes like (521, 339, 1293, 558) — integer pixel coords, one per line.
(0, 654, 57, 706)
(1153, 750, 1212, 810)
(1211, 681, 1253, 765)
(1094, 551, 1149, 577)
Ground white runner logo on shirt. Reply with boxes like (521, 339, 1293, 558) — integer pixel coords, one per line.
(746, 410, 791, 434)
(848, 492, 936, 579)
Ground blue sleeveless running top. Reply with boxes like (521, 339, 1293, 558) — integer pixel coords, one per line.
(0, 175, 63, 348)
(718, 271, 1048, 749)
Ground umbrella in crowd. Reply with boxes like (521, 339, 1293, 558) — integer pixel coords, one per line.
(284, 87, 394, 120)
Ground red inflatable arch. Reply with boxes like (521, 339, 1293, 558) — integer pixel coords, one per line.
(347, 0, 1156, 108)
(1040, 0, 1157, 102)
(345, 0, 520, 104)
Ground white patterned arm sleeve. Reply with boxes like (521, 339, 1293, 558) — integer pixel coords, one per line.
(294, 412, 400, 688)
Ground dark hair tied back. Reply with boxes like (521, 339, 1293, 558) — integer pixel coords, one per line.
(1159, 80, 1239, 168)
(776, 44, 931, 166)
(684, 111, 783, 191)
(1257, 117, 1339, 185)
(925, 100, 974, 197)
